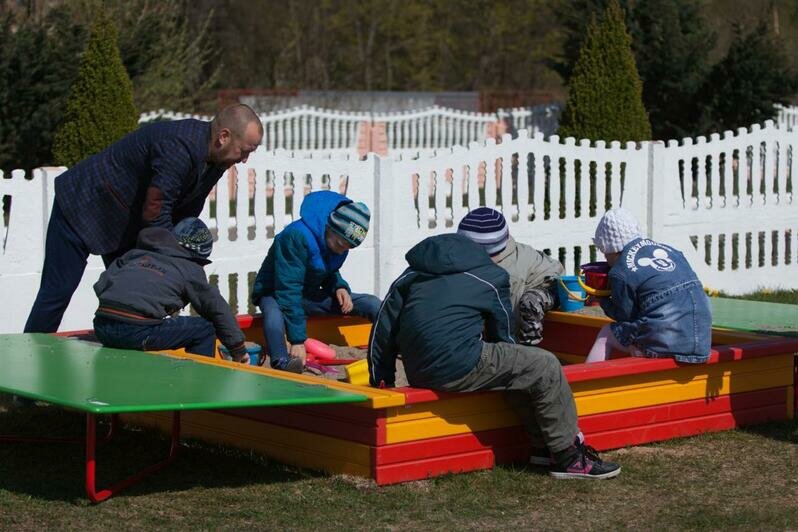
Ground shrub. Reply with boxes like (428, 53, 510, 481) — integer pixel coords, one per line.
(53, 9, 137, 167)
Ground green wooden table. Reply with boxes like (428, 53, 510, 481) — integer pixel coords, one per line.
(0, 333, 365, 502)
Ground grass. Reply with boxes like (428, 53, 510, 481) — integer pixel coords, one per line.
(1, 396, 795, 530)
(2, 292, 797, 529)
(722, 289, 798, 306)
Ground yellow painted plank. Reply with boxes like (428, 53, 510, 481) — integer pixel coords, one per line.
(124, 410, 372, 477)
(385, 394, 509, 424)
(574, 368, 792, 416)
(384, 409, 521, 444)
(145, 349, 406, 408)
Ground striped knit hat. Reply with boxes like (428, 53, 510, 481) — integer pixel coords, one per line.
(328, 201, 370, 248)
(457, 207, 509, 256)
(173, 217, 213, 259)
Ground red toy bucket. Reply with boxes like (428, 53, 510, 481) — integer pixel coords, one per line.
(578, 261, 611, 300)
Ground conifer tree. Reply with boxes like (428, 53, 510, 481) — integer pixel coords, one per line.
(558, 0, 651, 143)
(53, 9, 137, 166)
(630, 0, 716, 140)
(699, 22, 797, 134)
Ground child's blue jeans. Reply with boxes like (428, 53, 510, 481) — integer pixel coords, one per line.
(258, 292, 381, 369)
(93, 315, 217, 357)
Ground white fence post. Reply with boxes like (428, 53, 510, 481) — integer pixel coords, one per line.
(373, 155, 394, 297)
(646, 141, 666, 241)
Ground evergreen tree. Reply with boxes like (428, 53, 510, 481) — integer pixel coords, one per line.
(53, 9, 137, 167)
(630, 0, 716, 140)
(558, 0, 651, 143)
(549, 0, 631, 82)
(699, 22, 797, 134)
(0, 9, 86, 171)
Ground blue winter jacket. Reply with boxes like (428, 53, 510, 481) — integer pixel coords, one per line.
(251, 191, 353, 344)
(600, 238, 712, 363)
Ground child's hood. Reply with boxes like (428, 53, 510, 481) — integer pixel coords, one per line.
(405, 233, 494, 275)
(298, 190, 352, 250)
(136, 227, 211, 265)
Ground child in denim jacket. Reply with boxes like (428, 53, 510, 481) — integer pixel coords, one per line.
(586, 208, 712, 364)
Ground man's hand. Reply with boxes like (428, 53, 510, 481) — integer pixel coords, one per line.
(289, 343, 307, 366)
(336, 288, 353, 314)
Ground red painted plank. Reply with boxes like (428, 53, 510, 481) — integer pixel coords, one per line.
(375, 449, 497, 485)
(578, 387, 787, 434)
(376, 427, 533, 465)
(587, 404, 788, 451)
(393, 387, 497, 405)
(562, 338, 798, 383)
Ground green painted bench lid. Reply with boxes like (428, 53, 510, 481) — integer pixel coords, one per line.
(711, 297, 798, 336)
(0, 334, 365, 413)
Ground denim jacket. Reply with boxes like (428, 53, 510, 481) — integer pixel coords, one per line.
(599, 238, 712, 363)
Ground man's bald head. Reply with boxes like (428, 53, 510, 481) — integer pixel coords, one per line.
(211, 104, 263, 138)
(207, 104, 263, 167)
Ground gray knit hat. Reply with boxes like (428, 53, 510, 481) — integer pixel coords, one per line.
(457, 207, 510, 256)
(328, 201, 370, 247)
(593, 208, 642, 254)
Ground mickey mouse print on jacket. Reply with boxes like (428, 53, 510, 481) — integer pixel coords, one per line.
(599, 238, 712, 363)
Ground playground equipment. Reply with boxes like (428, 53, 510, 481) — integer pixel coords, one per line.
(113, 309, 796, 486)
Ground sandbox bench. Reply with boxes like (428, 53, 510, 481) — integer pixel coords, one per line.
(109, 311, 797, 486)
(0, 333, 365, 502)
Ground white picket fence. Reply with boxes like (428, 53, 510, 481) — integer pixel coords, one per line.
(139, 104, 563, 156)
(1, 119, 796, 333)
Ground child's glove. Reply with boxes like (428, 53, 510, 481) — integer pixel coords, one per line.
(518, 287, 556, 345)
(228, 344, 250, 364)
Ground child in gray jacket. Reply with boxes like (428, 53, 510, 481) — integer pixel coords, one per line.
(458, 208, 564, 345)
(92, 217, 249, 362)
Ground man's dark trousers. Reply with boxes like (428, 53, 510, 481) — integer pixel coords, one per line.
(24, 200, 116, 333)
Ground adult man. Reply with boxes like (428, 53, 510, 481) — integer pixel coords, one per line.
(368, 233, 620, 479)
(457, 207, 563, 345)
(25, 104, 263, 333)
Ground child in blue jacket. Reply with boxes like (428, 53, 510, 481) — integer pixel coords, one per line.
(586, 208, 712, 363)
(251, 190, 381, 372)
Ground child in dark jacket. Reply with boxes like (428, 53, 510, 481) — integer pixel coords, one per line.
(369, 233, 621, 479)
(92, 218, 250, 363)
(586, 208, 712, 363)
(251, 190, 381, 373)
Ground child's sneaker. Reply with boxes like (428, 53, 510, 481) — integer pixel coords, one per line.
(550, 441, 621, 480)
